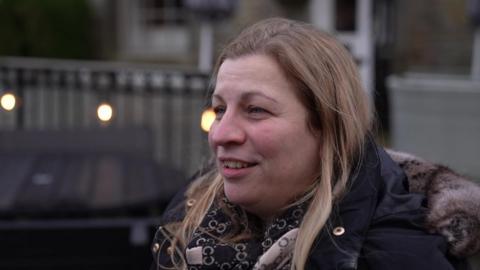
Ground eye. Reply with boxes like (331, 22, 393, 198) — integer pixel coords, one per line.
(212, 105, 226, 119)
(247, 105, 269, 117)
(248, 106, 265, 113)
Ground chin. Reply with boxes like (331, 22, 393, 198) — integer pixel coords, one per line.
(224, 186, 252, 207)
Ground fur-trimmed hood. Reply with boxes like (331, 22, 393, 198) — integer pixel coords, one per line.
(387, 149, 480, 257)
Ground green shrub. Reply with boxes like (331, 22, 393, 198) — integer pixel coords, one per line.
(0, 0, 94, 59)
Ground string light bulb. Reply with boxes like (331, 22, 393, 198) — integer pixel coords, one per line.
(201, 107, 215, 132)
(97, 102, 113, 122)
(0, 92, 16, 111)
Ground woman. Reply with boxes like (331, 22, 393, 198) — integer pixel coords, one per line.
(151, 18, 472, 269)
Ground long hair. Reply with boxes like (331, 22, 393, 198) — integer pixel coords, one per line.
(164, 18, 372, 269)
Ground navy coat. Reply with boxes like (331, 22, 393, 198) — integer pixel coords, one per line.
(151, 140, 470, 270)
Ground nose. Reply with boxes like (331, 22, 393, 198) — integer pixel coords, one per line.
(209, 112, 246, 147)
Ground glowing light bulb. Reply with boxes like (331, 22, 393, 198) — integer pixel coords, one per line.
(1, 93, 16, 111)
(201, 108, 216, 132)
(97, 102, 113, 122)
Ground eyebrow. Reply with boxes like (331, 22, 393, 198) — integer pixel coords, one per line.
(212, 91, 279, 104)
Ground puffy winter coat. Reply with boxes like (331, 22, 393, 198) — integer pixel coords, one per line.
(151, 140, 477, 269)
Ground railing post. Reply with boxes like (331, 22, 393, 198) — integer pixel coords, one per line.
(16, 68, 25, 129)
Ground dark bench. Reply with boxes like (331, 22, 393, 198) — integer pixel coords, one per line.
(0, 128, 187, 269)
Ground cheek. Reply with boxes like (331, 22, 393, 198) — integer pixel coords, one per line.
(248, 126, 281, 155)
(250, 129, 301, 168)
(262, 123, 320, 166)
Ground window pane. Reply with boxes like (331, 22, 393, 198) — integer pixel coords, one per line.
(335, 0, 356, 31)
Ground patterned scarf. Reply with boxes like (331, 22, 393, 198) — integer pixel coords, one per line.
(185, 198, 308, 270)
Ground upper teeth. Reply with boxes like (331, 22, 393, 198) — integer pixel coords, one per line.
(223, 161, 250, 169)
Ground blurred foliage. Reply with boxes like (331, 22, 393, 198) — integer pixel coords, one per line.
(0, 0, 94, 59)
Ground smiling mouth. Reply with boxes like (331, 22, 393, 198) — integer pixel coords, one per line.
(222, 160, 256, 169)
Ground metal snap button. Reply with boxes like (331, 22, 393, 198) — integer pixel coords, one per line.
(333, 226, 345, 236)
(167, 245, 174, 255)
(186, 199, 196, 207)
(152, 243, 160, 253)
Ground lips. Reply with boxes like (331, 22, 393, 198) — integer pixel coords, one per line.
(222, 160, 255, 169)
(218, 158, 257, 178)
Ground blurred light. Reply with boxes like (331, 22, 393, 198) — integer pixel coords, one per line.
(201, 108, 215, 132)
(1, 93, 16, 111)
(97, 102, 113, 122)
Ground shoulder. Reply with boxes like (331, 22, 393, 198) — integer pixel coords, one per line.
(361, 143, 474, 270)
(150, 167, 213, 269)
(159, 185, 188, 225)
(306, 139, 466, 270)
(159, 161, 217, 225)
(386, 148, 480, 258)
(306, 139, 422, 269)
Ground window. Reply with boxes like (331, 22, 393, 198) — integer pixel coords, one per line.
(335, 0, 357, 31)
(140, 0, 185, 26)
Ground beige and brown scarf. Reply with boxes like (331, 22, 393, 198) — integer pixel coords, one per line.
(185, 198, 307, 270)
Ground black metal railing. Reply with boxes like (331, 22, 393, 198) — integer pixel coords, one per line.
(0, 57, 212, 175)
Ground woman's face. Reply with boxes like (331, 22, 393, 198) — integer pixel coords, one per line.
(209, 54, 321, 219)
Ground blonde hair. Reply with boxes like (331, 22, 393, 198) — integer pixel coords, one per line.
(163, 18, 372, 269)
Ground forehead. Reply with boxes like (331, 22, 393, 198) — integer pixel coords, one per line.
(213, 54, 297, 100)
(217, 54, 282, 80)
